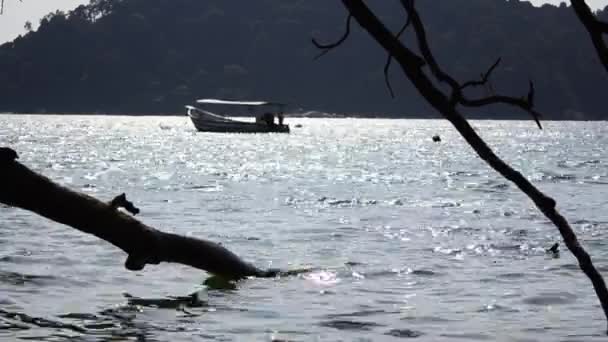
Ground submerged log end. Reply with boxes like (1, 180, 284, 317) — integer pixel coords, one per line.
(125, 253, 148, 271)
(125, 254, 146, 271)
(0, 147, 18, 164)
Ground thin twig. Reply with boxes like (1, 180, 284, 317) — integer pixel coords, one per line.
(398, 0, 542, 128)
(384, 15, 413, 98)
(459, 81, 542, 129)
(312, 14, 353, 60)
(398, 0, 460, 90)
(460, 58, 502, 90)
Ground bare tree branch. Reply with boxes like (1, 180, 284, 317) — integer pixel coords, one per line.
(312, 14, 353, 60)
(398, 0, 460, 90)
(460, 58, 502, 90)
(339, 0, 608, 331)
(396, 0, 542, 128)
(384, 14, 413, 98)
(571, 0, 608, 72)
(459, 81, 543, 129)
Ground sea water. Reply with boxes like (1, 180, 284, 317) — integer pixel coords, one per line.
(0, 115, 607, 341)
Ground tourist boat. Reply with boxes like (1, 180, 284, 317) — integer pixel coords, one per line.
(185, 99, 290, 133)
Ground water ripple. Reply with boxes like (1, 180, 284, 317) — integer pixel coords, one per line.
(1, 116, 607, 341)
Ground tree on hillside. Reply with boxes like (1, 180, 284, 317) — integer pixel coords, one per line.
(1, 0, 606, 117)
(314, 0, 608, 332)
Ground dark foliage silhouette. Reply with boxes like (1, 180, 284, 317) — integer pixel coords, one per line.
(0, 0, 606, 118)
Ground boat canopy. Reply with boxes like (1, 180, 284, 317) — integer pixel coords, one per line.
(196, 99, 285, 106)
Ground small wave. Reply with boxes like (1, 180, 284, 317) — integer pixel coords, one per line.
(123, 292, 207, 309)
(287, 196, 379, 208)
(318, 197, 378, 207)
(359, 269, 400, 279)
(523, 292, 576, 306)
(536, 171, 577, 182)
(496, 272, 527, 279)
(385, 328, 424, 338)
(319, 319, 385, 331)
(572, 219, 608, 227)
(0, 309, 86, 333)
(440, 332, 492, 340)
(0, 271, 56, 286)
(185, 184, 223, 192)
(545, 263, 579, 272)
(324, 309, 395, 319)
(476, 303, 519, 313)
(408, 269, 438, 276)
(433, 246, 462, 255)
(358, 267, 439, 279)
(388, 199, 405, 206)
(304, 271, 340, 286)
(58, 313, 99, 320)
(152, 171, 174, 181)
(431, 201, 461, 208)
(401, 315, 454, 323)
(446, 171, 479, 178)
(466, 180, 510, 194)
(344, 261, 365, 267)
(583, 179, 608, 185)
(558, 159, 601, 169)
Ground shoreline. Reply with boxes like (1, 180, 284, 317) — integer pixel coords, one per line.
(0, 112, 605, 122)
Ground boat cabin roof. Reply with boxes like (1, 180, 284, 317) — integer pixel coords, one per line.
(197, 99, 285, 107)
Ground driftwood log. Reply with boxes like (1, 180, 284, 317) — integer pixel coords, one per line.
(0, 147, 283, 280)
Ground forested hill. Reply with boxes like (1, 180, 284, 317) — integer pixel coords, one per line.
(0, 0, 607, 119)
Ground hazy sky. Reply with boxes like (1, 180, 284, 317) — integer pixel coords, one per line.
(0, 0, 606, 43)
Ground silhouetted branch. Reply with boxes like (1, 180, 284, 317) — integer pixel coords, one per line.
(459, 81, 542, 129)
(396, 0, 542, 128)
(312, 14, 353, 60)
(384, 14, 413, 98)
(571, 0, 608, 72)
(460, 58, 502, 90)
(398, 0, 460, 90)
(0, 148, 299, 280)
(339, 0, 608, 331)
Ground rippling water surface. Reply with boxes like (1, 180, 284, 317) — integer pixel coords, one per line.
(1, 115, 608, 341)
